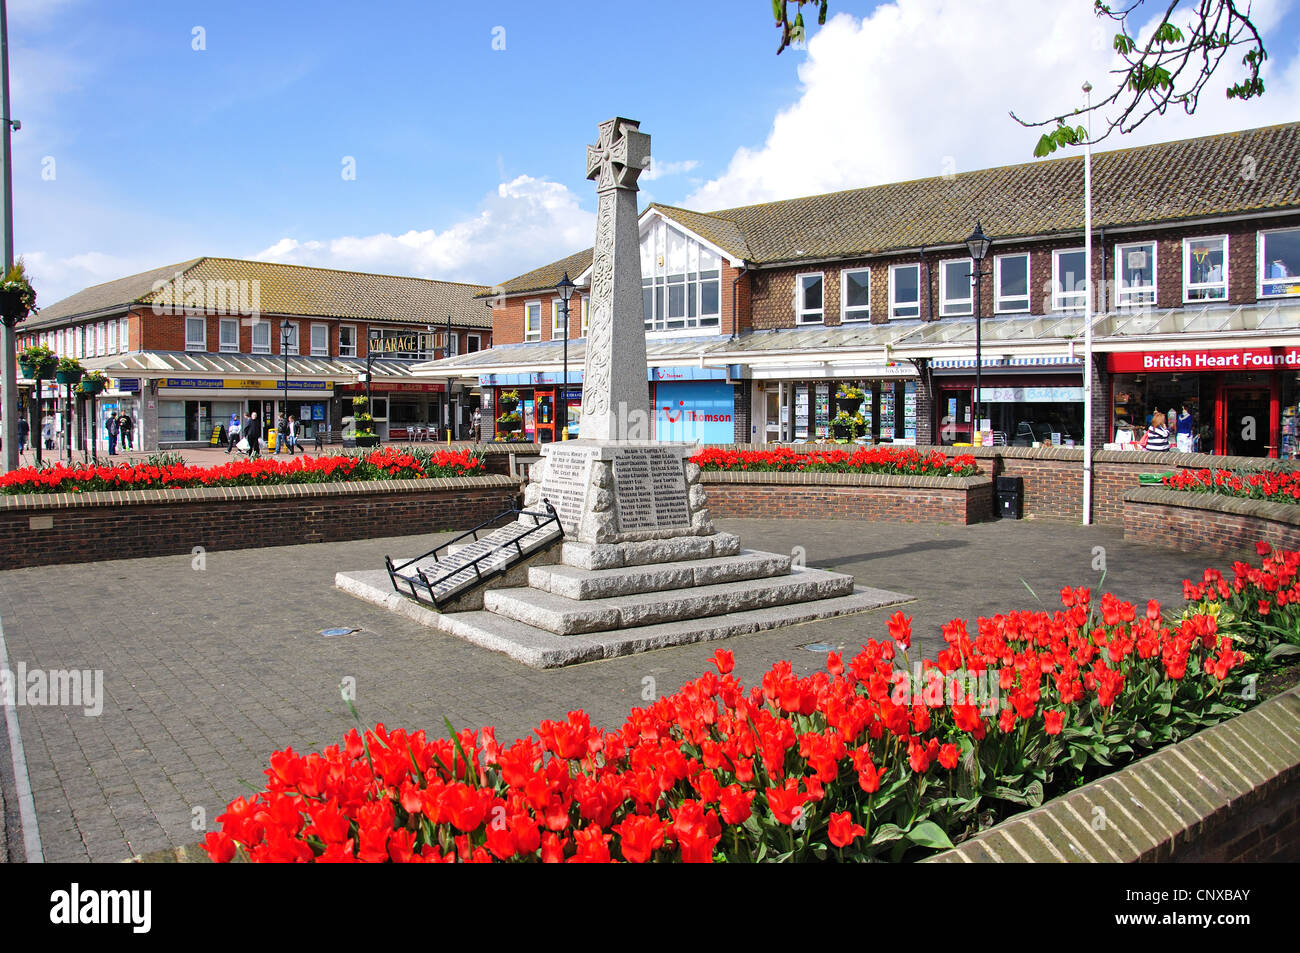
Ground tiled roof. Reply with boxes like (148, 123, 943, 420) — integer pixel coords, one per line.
(490, 120, 1300, 284)
(31, 257, 493, 329)
(477, 247, 594, 298)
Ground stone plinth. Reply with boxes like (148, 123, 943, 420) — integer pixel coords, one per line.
(526, 439, 713, 545)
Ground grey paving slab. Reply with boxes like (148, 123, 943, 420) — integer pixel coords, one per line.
(0, 517, 1236, 862)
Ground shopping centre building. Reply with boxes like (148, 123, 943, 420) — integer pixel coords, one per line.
(417, 120, 1300, 459)
(17, 258, 493, 450)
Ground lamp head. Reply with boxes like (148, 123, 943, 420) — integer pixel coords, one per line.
(965, 220, 992, 262)
(557, 271, 575, 304)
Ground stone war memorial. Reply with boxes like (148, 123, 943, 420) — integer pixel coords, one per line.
(338, 117, 909, 666)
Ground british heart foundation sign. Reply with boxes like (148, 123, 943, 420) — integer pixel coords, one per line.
(1108, 346, 1300, 373)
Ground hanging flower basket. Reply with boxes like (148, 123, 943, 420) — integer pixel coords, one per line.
(838, 397, 863, 416)
(497, 416, 521, 433)
(354, 434, 379, 448)
(76, 378, 106, 396)
(55, 369, 82, 386)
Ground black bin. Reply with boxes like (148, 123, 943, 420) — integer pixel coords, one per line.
(995, 475, 1023, 520)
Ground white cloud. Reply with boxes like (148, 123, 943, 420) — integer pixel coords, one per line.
(642, 158, 699, 181)
(686, 0, 1300, 211)
(250, 174, 595, 285)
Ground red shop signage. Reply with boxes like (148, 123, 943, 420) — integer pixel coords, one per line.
(340, 382, 445, 393)
(1107, 346, 1300, 373)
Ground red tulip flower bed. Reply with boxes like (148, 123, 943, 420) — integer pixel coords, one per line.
(204, 545, 1300, 863)
(0, 448, 485, 495)
(1162, 467, 1300, 505)
(691, 445, 979, 477)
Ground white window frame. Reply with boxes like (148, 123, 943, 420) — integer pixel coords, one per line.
(840, 267, 871, 322)
(466, 333, 481, 353)
(1183, 235, 1229, 303)
(218, 317, 239, 352)
(1258, 226, 1300, 298)
(994, 253, 1031, 313)
(889, 263, 921, 319)
(107, 320, 117, 353)
(1052, 248, 1088, 311)
(119, 317, 130, 352)
(310, 322, 329, 356)
(795, 271, 825, 325)
(446, 331, 458, 356)
(281, 321, 300, 355)
(185, 316, 206, 351)
(1115, 240, 1158, 309)
(524, 300, 542, 342)
(939, 258, 974, 317)
(338, 323, 357, 357)
(251, 320, 271, 354)
(96, 322, 107, 356)
(552, 298, 566, 338)
(580, 296, 589, 335)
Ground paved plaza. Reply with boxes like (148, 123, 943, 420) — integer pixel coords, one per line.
(0, 517, 1250, 863)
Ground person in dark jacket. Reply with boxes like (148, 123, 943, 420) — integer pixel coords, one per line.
(118, 411, 134, 451)
(246, 411, 261, 457)
(106, 412, 119, 455)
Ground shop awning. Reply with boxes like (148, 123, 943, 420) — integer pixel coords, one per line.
(77, 350, 427, 383)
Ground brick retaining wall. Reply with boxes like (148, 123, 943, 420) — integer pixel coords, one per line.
(928, 685, 1300, 863)
(0, 476, 521, 570)
(699, 471, 994, 525)
(1123, 487, 1300, 557)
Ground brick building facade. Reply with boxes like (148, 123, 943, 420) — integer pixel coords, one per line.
(420, 120, 1300, 459)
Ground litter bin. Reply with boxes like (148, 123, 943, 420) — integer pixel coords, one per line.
(995, 475, 1023, 520)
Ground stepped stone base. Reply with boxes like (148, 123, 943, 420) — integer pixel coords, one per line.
(336, 565, 912, 668)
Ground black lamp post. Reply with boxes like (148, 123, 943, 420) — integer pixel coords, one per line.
(556, 271, 575, 440)
(280, 319, 292, 451)
(965, 221, 993, 442)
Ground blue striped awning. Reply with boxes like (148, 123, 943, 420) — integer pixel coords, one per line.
(930, 356, 1083, 369)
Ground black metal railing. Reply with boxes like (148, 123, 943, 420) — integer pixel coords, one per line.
(385, 498, 563, 608)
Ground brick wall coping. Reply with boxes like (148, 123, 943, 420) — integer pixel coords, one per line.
(927, 684, 1300, 863)
(699, 470, 991, 490)
(697, 442, 1300, 472)
(0, 474, 519, 512)
(1125, 485, 1300, 528)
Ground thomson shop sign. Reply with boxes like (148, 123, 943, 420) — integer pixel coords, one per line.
(1108, 346, 1300, 373)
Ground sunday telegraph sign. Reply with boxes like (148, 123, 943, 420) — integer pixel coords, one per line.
(1107, 346, 1300, 373)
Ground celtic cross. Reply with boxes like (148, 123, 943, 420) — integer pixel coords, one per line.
(586, 118, 651, 193)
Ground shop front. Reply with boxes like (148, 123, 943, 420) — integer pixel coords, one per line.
(751, 364, 919, 444)
(1107, 346, 1300, 458)
(930, 358, 1085, 447)
(155, 377, 335, 446)
(337, 381, 445, 441)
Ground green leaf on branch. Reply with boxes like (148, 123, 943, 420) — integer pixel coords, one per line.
(905, 820, 955, 850)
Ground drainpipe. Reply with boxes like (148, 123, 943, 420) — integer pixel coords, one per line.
(730, 263, 748, 341)
(920, 246, 934, 322)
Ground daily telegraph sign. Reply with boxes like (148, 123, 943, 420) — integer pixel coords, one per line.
(1107, 347, 1300, 374)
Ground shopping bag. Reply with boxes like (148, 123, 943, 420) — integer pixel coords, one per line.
(236, 437, 250, 453)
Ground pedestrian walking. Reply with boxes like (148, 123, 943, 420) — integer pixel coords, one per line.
(17, 415, 29, 454)
(286, 415, 300, 454)
(226, 412, 241, 454)
(275, 413, 289, 454)
(246, 411, 261, 458)
(118, 410, 134, 451)
(471, 407, 482, 443)
(106, 412, 119, 455)
(42, 412, 54, 451)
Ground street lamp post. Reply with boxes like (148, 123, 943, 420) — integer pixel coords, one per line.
(280, 319, 292, 453)
(556, 272, 574, 441)
(965, 222, 993, 443)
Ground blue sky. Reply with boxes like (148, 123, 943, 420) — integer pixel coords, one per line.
(11, 0, 1300, 305)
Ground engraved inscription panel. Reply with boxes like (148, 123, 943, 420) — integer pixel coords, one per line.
(539, 448, 596, 531)
(612, 448, 689, 532)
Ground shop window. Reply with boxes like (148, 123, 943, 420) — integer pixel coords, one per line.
(185, 317, 206, 351)
(939, 258, 973, 316)
(1184, 235, 1228, 301)
(890, 264, 920, 319)
(339, 324, 357, 357)
(524, 301, 541, 342)
(1052, 249, 1087, 311)
(219, 318, 239, 352)
(311, 323, 328, 356)
(1259, 227, 1300, 298)
(994, 253, 1030, 313)
(841, 268, 870, 321)
(251, 320, 271, 354)
(1115, 241, 1157, 308)
(795, 273, 824, 324)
